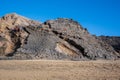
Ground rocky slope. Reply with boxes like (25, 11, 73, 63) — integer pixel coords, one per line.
(98, 36, 120, 54)
(0, 13, 119, 60)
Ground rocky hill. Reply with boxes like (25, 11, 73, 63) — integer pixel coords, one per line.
(0, 13, 119, 60)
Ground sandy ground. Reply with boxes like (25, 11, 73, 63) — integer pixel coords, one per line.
(0, 60, 120, 80)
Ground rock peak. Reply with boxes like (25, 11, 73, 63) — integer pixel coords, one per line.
(6, 13, 19, 16)
(0, 13, 41, 27)
(2, 13, 29, 21)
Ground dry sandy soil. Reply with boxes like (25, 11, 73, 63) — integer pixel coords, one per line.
(0, 60, 120, 80)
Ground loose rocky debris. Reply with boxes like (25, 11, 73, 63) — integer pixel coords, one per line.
(0, 13, 119, 60)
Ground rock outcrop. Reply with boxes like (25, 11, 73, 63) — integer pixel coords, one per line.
(0, 13, 40, 56)
(0, 13, 119, 60)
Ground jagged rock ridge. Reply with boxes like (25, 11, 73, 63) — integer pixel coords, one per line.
(0, 13, 119, 60)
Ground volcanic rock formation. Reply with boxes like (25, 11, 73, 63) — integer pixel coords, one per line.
(0, 13, 119, 60)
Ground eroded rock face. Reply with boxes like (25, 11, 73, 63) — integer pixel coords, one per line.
(0, 37, 7, 56)
(0, 13, 119, 60)
(0, 13, 40, 56)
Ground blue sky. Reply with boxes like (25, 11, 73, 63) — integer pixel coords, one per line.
(0, 0, 120, 36)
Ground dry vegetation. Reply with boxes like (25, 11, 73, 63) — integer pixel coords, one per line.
(0, 60, 120, 80)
